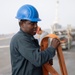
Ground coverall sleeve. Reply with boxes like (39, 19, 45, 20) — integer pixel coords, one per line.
(18, 38, 55, 67)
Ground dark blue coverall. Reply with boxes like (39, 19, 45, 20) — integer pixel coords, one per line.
(10, 29, 55, 75)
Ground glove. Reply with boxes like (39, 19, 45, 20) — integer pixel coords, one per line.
(51, 38, 60, 49)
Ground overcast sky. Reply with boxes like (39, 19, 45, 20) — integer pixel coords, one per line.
(0, 0, 75, 34)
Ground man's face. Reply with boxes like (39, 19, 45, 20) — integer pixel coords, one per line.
(21, 20, 38, 35)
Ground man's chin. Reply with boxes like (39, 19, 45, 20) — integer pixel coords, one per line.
(29, 32, 36, 36)
(32, 32, 36, 35)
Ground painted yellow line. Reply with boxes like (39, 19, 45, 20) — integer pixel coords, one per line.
(0, 45, 9, 48)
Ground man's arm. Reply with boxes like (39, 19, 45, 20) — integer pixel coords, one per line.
(18, 38, 56, 67)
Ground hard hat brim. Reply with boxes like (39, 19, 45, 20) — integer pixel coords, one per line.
(16, 17, 41, 22)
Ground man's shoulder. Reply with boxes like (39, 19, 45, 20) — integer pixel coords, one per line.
(11, 31, 26, 41)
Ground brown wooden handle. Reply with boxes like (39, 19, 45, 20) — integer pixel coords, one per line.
(40, 34, 68, 75)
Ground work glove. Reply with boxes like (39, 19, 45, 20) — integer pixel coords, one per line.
(49, 59, 53, 65)
(51, 38, 60, 49)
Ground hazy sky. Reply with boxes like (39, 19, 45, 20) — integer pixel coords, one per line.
(0, 0, 75, 34)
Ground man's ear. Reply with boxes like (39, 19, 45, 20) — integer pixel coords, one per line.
(19, 21, 23, 26)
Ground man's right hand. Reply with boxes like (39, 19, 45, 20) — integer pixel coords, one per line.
(51, 38, 60, 49)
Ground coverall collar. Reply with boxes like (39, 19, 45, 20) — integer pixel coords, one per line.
(20, 28, 35, 40)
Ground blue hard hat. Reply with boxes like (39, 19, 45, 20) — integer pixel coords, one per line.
(16, 4, 41, 22)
